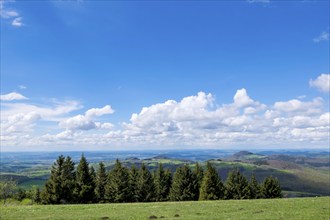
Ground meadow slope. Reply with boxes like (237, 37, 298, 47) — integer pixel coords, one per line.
(1, 197, 329, 220)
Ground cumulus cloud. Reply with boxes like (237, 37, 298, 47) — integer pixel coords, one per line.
(1, 88, 329, 150)
(59, 105, 114, 131)
(0, 92, 28, 101)
(12, 17, 23, 27)
(0, 1, 24, 27)
(309, 74, 330, 93)
(273, 97, 323, 114)
(313, 31, 329, 43)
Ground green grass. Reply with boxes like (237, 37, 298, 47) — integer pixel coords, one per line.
(1, 197, 329, 220)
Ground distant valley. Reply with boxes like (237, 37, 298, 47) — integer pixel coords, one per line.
(1, 149, 329, 197)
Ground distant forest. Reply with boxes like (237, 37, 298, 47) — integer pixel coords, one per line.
(3, 154, 282, 204)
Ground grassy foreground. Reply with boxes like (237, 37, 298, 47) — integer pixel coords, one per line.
(1, 197, 329, 220)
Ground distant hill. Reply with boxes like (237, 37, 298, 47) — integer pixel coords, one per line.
(1, 150, 329, 197)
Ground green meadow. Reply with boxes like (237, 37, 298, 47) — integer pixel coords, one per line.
(1, 197, 329, 220)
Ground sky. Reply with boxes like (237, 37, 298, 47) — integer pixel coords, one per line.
(1, 0, 329, 152)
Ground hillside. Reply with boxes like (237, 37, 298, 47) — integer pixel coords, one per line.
(1, 197, 329, 220)
(1, 150, 329, 197)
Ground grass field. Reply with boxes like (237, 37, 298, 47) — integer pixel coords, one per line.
(1, 197, 329, 220)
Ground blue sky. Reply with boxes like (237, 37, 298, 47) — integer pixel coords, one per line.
(1, 0, 329, 151)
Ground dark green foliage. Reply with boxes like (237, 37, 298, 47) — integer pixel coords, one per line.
(169, 164, 196, 201)
(137, 163, 155, 202)
(225, 168, 250, 200)
(261, 176, 282, 199)
(129, 165, 139, 202)
(154, 163, 171, 202)
(30, 185, 41, 204)
(192, 162, 203, 200)
(95, 162, 107, 202)
(14, 188, 26, 201)
(199, 162, 224, 200)
(61, 156, 76, 203)
(249, 174, 262, 199)
(39, 155, 283, 204)
(105, 159, 131, 203)
(75, 154, 95, 203)
(41, 155, 65, 204)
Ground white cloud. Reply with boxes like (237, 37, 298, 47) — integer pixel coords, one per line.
(59, 105, 114, 131)
(12, 17, 23, 27)
(0, 1, 23, 27)
(273, 97, 323, 114)
(247, 0, 270, 3)
(309, 74, 330, 93)
(0, 92, 28, 101)
(18, 85, 27, 90)
(233, 88, 254, 108)
(313, 31, 329, 43)
(1, 87, 329, 150)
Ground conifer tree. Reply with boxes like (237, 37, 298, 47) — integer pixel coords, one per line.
(75, 154, 95, 203)
(249, 174, 262, 199)
(61, 156, 75, 203)
(192, 162, 204, 200)
(199, 162, 224, 200)
(41, 155, 65, 204)
(105, 159, 130, 203)
(225, 168, 250, 199)
(169, 164, 196, 201)
(95, 162, 107, 202)
(261, 176, 282, 198)
(164, 168, 172, 200)
(129, 165, 139, 202)
(137, 163, 155, 202)
(154, 163, 171, 202)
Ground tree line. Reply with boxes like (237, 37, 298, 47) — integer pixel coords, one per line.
(37, 154, 282, 204)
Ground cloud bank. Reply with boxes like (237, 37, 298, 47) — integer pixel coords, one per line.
(1, 74, 329, 150)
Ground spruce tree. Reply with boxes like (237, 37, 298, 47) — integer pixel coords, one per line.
(41, 155, 65, 204)
(129, 165, 139, 202)
(137, 163, 155, 202)
(61, 156, 75, 203)
(169, 164, 195, 201)
(261, 176, 282, 198)
(105, 159, 130, 203)
(75, 154, 95, 203)
(225, 168, 250, 200)
(199, 162, 224, 200)
(154, 163, 171, 202)
(192, 162, 204, 200)
(95, 162, 107, 202)
(249, 174, 262, 199)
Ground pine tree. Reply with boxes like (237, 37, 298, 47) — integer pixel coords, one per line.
(169, 164, 196, 201)
(137, 163, 155, 202)
(41, 155, 65, 204)
(129, 165, 139, 202)
(95, 162, 107, 202)
(75, 154, 95, 203)
(249, 174, 262, 199)
(192, 162, 204, 200)
(164, 168, 172, 201)
(199, 162, 224, 200)
(225, 168, 250, 200)
(261, 176, 282, 198)
(154, 163, 171, 202)
(61, 156, 75, 203)
(105, 159, 130, 203)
